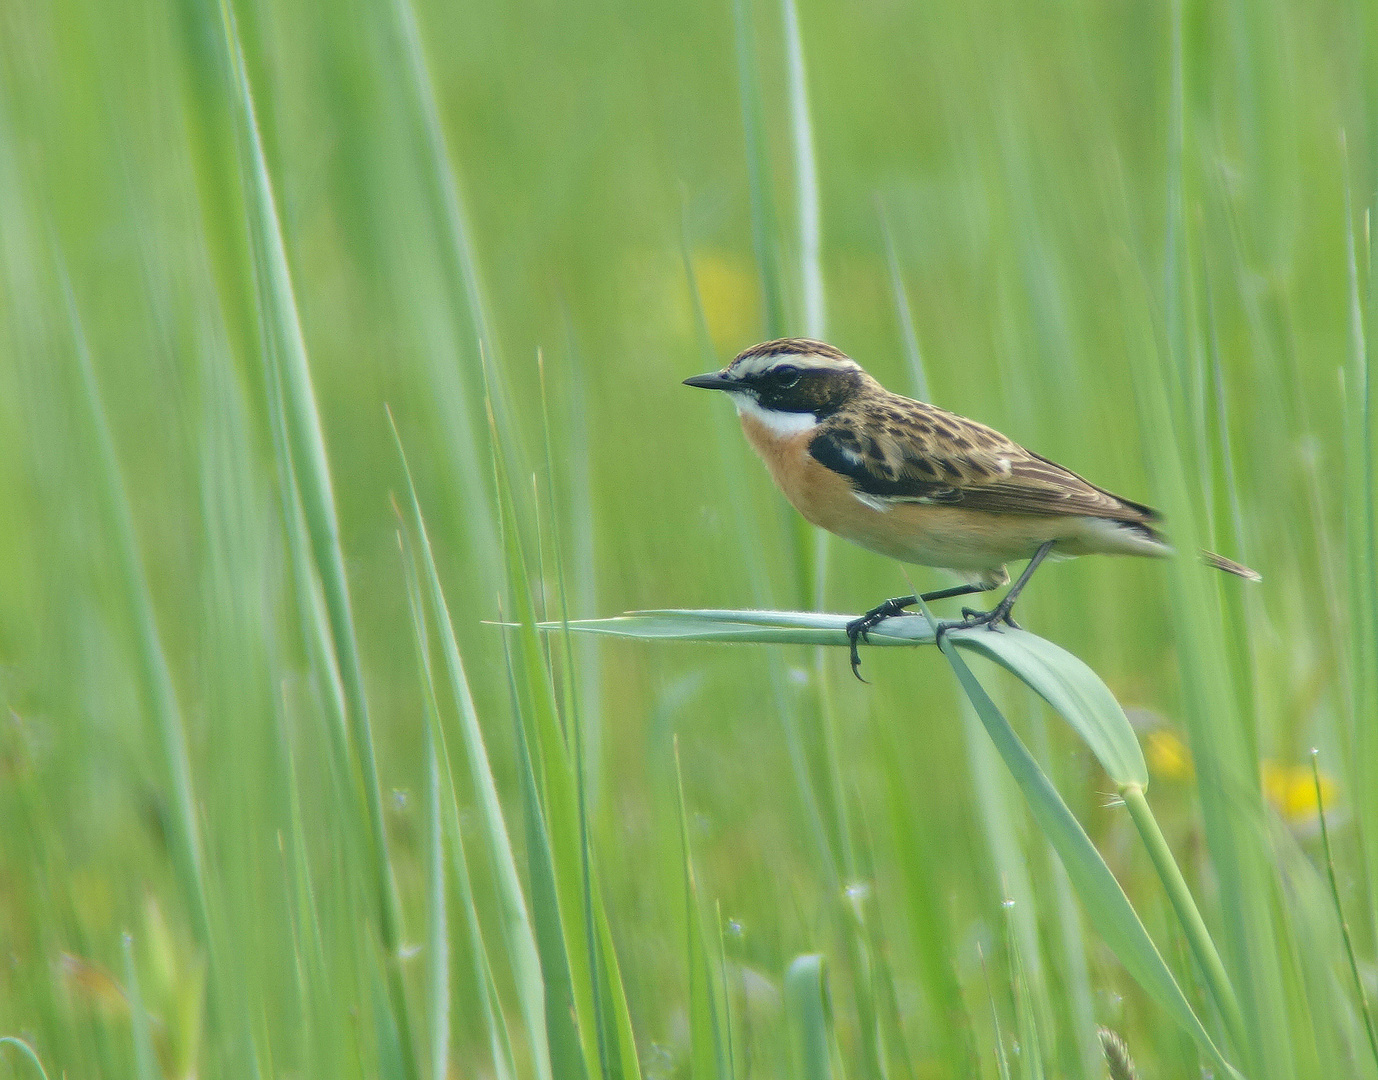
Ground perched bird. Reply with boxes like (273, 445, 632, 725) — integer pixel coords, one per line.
(684, 338, 1259, 678)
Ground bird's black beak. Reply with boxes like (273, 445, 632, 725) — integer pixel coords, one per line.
(683, 371, 736, 391)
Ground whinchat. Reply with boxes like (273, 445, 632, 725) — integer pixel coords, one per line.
(685, 338, 1259, 678)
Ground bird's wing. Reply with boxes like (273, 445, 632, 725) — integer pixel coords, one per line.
(809, 400, 1160, 523)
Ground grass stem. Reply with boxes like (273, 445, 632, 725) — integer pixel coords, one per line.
(1120, 784, 1246, 1055)
(1311, 749, 1378, 1074)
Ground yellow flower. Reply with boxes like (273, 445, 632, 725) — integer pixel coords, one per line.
(1145, 728, 1194, 782)
(1262, 761, 1338, 823)
(1135, 716, 1340, 826)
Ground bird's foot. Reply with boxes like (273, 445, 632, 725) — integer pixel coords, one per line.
(960, 602, 1020, 631)
(934, 601, 1021, 647)
(844, 595, 918, 682)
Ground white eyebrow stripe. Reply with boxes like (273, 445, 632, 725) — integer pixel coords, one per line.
(729, 353, 861, 378)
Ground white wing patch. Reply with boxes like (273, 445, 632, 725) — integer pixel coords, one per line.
(852, 491, 893, 512)
(851, 491, 938, 512)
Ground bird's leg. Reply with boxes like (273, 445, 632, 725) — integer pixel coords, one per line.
(845, 582, 995, 680)
(937, 541, 1057, 642)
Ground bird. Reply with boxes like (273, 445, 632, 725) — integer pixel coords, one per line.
(683, 337, 1259, 679)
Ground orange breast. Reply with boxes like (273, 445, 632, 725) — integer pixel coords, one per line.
(737, 411, 1078, 573)
(738, 412, 849, 526)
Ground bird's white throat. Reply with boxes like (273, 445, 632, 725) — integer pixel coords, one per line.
(732, 393, 819, 435)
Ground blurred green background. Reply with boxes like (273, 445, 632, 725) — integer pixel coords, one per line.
(1, 0, 1375, 1076)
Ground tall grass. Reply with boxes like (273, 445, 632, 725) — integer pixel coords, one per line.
(0, 0, 1374, 1077)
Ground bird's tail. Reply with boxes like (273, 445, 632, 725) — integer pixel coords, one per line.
(1200, 550, 1261, 582)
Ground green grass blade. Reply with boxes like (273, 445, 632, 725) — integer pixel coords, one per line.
(538, 356, 616, 1080)
(386, 0, 496, 358)
(167, 0, 257, 362)
(714, 903, 739, 1080)
(1042, 836, 1099, 1080)
(1152, 5, 1296, 1072)
(491, 393, 646, 1080)
(121, 935, 160, 1080)
(785, 955, 838, 1080)
(490, 369, 624, 1075)
(66, 286, 210, 947)
(1311, 749, 1378, 1072)
(937, 638, 1241, 1079)
(421, 625, 451, 1080)
(733, 0, 784, 338)
(1342, 152, 1378, 956)
(380, 0, 502, 573)
(449, 817, 522, 1080)
(676, 740, 729, 1080)
(539, 609, 912, 645)
(980, 943, 1013, 1080)
(591, 896, 644, 1080)
(879, 204, 930, 402)
(391, 415, 551, 1080)
(734, 0, 816, 608)
(1025, 696, 1097, 1079)
(545, 611, 1145, 785)
(947, 630, 1147, 788)
(557, 334, 605, 795)
(492, 419, 603, 1078)
(504, 630, 592, 1080)
(0, 1038, 50, 1080)
(962, 705, 1056, 1076)
(220, 8, 417, 1074)
(1003, 899, 1046, 1080)
(879, 726, 977, 1072)
(781, 0, 823, 339)
(440, 746, 522, 1080)
(280, 728, 350, 1080)
(847, 818, 918, 1080)
(410, 544, 521, 1080)
(1120, 785, 1246, 1054)
(401, 529, 523, 1080)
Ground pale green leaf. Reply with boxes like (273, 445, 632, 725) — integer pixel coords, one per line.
(543, 611, 1145, 785)
(786, 955, 838, 1080)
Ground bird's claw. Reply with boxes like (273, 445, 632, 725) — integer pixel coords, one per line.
(849, 645, 869, 683)
(845, 598, 918, 681)
(844, 617, 875, 683)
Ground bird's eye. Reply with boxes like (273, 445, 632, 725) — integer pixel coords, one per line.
(775, 366, 802, 388)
